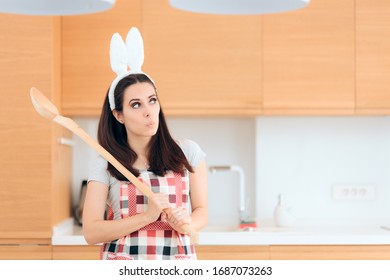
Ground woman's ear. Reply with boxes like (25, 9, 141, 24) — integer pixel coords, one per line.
(112, 110, 124, 124)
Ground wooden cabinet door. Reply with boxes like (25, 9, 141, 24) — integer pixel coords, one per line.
(52, 245, 100, 260)
(270, 245, 390, 260)
(356, 0, 390, 114)
(61, 0, 142, 116)
(0, 15, 58, 241)
(262, 0, 355, 115)
(0, 245, 52, 260)
(196, 245, 269, 260)
(142, 1, 262, 116)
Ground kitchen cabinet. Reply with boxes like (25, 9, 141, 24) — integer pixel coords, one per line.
(262, 0, 355, 115)
(270, 245, 390, 260)
(61, 0, 262, 116)
(60, 0, 390, 117)
(0, 246, 52, 260)
(51, 244, 390, 260)
(0, 15, 72, 258)
(61, 0, 142, 116)
(199, 245, 390, 260)
(196, 245, 269, 260)
(51, 245, 269, 260)
(356, 0, 390, 114)
(52, 245, 100, 260)
(142, 1, 262, 116)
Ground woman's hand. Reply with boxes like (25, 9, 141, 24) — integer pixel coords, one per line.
(162, 207, 192, 234)
(144, 193, 170, 223)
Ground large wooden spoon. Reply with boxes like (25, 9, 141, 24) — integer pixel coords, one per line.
(30, 87, 198, 244)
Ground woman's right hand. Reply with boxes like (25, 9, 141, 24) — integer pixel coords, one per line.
(144, 193, 170, 222)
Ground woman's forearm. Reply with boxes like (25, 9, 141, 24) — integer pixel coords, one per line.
(83, 213, 152, 245)
(190, 206, 208, 232)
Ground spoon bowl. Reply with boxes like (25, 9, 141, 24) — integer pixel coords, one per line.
(30, 87, 59, 120)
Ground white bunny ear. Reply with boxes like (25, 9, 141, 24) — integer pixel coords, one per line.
(110, 33, 128, 75)
(125, 27, 144, 72)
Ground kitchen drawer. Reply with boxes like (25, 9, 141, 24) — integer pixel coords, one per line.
(0, 245, 52, 260)
(52, 245, 101, 260)
(270, 245, 390, 260)
(196, 245, 270, 260)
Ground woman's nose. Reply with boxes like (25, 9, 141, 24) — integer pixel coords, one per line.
(143, 108, 151, 118)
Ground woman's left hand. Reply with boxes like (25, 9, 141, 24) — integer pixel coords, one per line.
(162, 208, 192, 234)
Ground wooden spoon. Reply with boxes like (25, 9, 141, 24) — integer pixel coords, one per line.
(30, 87, 199, 244)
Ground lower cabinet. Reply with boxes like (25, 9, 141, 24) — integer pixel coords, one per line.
(50, 245, 390, 260)
(0, 245, 52, 260)
(196, 245, 269, 260)
(270, 245, 390, 260)
(52, 245, 100, 260)
(50, 245, 269, 260)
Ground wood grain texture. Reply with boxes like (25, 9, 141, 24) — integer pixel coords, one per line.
(0, 15, 71, 241)
(0, 15, 55, 238)
(61, 0, 142, 116)
(142, 0, 262, 116)
(52, 245, 100, 260)
(0, 245, 52, 260)
(196, 245, 270, 260)
(270, 245, 390, 260)
(262, 0, 355, 113)
(356, 0, 390, 111)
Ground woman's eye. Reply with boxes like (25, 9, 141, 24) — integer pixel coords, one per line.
(150, 97, 158, 104)
(131, 102, 140, 109)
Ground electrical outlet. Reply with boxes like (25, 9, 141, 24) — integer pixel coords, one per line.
(332, 184, 376, 201)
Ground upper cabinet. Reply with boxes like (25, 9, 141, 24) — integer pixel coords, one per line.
(61, 0, 142, 116)
(61, 0, 390, 117)
(262, 0, 355, 115)
(356, 0, 390, 114)
(61, 0, 262, 116)
(142, 0, 262, 116)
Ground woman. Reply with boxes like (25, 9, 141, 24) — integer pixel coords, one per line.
(83, 73, 208, 260)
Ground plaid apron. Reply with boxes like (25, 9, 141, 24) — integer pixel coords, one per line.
(100, 170, 196, 260)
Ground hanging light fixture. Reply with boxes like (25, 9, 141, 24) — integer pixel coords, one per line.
(0, 0, 115, 16)
(169, 0, 310, 15)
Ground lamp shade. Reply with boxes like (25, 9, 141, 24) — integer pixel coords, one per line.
(0, 0, 115, 16)
(169, 0, 310, 15)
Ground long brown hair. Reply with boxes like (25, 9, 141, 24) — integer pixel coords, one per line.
(98, 73, 193, 180)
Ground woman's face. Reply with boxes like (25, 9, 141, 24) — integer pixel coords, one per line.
(115, 82, 160, 140)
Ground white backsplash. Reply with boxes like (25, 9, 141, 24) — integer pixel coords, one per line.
(256, 116, 390, 227)
(71, 116, 390, 229)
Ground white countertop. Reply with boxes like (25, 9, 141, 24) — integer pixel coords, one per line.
(52, 219, 390, 246)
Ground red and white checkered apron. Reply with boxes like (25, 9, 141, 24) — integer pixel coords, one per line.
(100, 170, 196, 260)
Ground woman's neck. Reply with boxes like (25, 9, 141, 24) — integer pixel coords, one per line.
(128, 136, 151, 168)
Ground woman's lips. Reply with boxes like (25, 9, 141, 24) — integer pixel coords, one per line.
(147, 121, 156, 128)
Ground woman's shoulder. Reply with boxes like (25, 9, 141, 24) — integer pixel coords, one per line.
(88, 155, 111, 186)
(176, 139, 206, 168)
(177, 138, 199, 149)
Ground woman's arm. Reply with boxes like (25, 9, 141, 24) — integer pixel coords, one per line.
(82, 180, 170, 245)
(188, 159, 208, 231)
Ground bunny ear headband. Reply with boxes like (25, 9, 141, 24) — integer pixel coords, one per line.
(108, 27, 154, 111)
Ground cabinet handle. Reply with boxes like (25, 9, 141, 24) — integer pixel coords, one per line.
(58, 137, 75, 147)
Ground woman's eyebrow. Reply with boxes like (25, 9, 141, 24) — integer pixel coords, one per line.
(129, 94, 157, 103)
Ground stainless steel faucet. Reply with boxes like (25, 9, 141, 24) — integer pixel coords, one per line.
(208, 165, 247, 222)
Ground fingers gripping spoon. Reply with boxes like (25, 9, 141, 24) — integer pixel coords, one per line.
(30, 87, 199, 244)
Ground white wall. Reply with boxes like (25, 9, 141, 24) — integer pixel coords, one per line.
(71, 117, 257, 229)
(256, 116, 390, 227)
